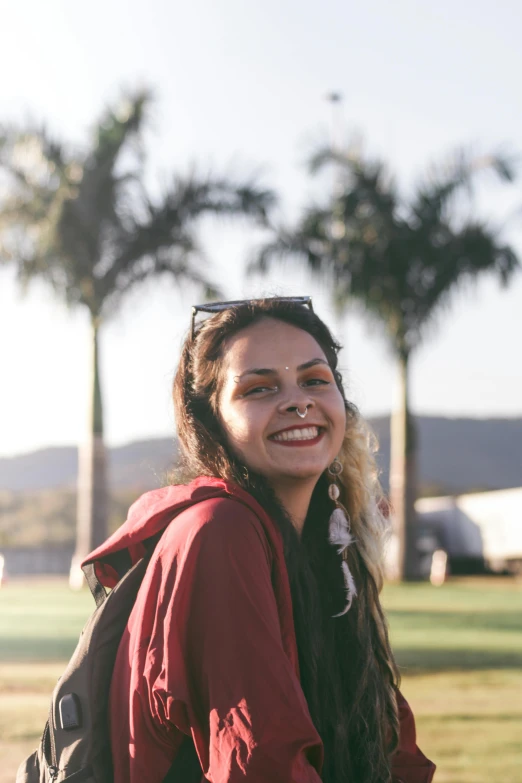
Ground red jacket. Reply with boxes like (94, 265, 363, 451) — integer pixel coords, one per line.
(84, 477, 435, 783)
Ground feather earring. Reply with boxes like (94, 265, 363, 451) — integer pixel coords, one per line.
(328, 458, 357, 617)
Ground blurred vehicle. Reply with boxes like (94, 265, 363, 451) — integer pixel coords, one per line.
(416, 487, 522, 576)
(385, 486, 522, 579)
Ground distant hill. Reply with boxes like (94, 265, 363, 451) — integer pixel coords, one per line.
(0, 439, 179, 548)
(0, 438, 178, 493)
(1, 416, 521, 497)
(370, 416, 522, 495)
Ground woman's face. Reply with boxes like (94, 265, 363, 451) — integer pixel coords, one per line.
(217, 317, 347, 491)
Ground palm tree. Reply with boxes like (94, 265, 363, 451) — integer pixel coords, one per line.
(252, 145, 519, 580)
(0, 89, 275, 585)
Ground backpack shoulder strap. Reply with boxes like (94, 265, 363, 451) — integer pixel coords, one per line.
(82, 563, 106, 608)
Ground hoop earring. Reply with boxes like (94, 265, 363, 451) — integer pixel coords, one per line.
(327, 458, 357, 617)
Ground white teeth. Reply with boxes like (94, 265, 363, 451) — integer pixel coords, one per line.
(272, 427, 319, 442)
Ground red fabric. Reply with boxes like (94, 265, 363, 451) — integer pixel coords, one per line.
(83, 477, 435, 783)
(392, 691, 436, 783)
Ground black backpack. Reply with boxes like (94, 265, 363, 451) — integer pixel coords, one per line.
(16, 545, 202, 783)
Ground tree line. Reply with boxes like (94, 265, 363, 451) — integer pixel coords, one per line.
(1, 89, 519, 582)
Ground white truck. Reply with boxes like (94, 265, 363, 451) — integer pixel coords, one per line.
(415, 486, 522, 575)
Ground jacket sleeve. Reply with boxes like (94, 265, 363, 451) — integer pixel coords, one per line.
(391, 690, 436, 783)
(151, 498, 324, 783)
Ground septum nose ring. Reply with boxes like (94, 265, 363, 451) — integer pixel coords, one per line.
(296, 407, 308, 419)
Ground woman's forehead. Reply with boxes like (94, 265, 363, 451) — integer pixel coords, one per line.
(223, 318, 327, 371)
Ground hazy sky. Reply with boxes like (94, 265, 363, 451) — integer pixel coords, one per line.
(1, 0, 521, 457)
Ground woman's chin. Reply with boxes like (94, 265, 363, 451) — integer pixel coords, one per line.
(269, 465, 326, 485)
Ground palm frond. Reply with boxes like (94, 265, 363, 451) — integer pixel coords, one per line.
(249, 202, 334, 277)
(71, 91, 151, 251)
(101, 244, 222, 317)
(472, 150, 517, 183)
(90, 88, 152, 170)
(99, 170, 275, 298)
(162, 172, 276, 224)
(411, 148, 518, 227)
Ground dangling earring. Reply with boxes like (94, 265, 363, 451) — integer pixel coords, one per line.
(328, 457, 357, 617)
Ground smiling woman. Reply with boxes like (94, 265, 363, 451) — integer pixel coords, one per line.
(217, 318, 347, 530)
(84, 298, 436, 783)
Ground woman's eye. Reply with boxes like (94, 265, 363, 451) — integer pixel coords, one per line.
(244, 385, 276, 395)
(303, 378, 330, 387)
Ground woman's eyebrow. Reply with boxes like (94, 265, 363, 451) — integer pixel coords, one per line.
(297, 358, 330, 371)
(236, 358, 329, 381)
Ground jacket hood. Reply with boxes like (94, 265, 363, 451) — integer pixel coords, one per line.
(81, 476, 274, 589)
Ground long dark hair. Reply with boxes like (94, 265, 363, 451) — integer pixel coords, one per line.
(172, 298, 400, 782)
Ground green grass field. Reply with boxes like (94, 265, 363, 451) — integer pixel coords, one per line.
(1, 577, 521, 782)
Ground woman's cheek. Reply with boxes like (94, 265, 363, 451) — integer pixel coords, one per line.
(236, 412, 262, 445)
(223, 410, 257, 447)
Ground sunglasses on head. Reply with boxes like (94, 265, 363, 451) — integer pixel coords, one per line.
(191, 296, 314, 338)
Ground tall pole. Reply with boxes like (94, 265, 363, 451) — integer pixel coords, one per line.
(325, 91, 343, 156)
(325, 92, 349, 360)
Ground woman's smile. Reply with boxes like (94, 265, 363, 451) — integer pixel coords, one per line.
(268, 425, 325, 446)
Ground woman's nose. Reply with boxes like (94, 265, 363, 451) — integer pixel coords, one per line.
(278, 388, 315, 416)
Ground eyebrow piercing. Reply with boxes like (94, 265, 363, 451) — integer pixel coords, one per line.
(285, 366, 289, 371)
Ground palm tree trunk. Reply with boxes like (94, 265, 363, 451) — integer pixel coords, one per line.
(389, 351, 419, 581)
(69, 316, 108, 588)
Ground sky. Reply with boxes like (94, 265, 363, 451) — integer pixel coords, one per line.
(1, 0, 521, 457)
